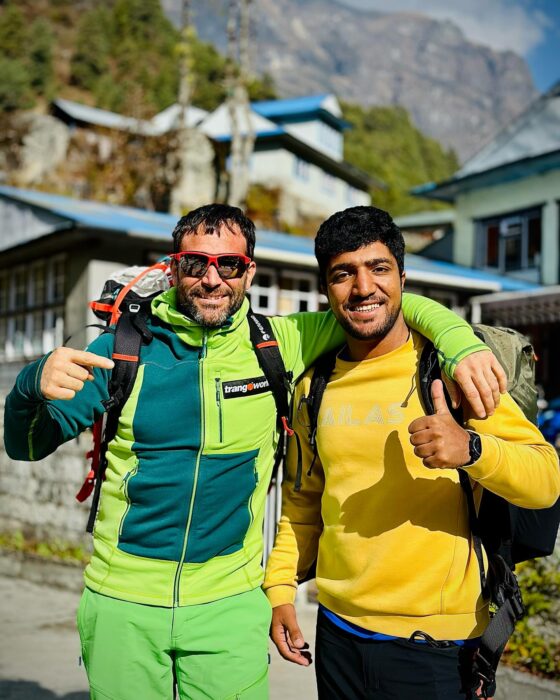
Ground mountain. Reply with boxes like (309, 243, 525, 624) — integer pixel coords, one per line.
(180, 0, 537, 161)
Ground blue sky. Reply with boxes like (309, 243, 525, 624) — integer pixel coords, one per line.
(337, 0, 560, 92)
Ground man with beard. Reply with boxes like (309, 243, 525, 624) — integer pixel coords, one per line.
(264, 206, 560, 700)
(5, 204, 509, 700)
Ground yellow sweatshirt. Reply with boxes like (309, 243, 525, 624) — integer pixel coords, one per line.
(263, 333, 560, 641)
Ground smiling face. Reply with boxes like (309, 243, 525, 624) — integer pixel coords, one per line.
(172, 224, 256, 327)
(325, 240, 408, 359)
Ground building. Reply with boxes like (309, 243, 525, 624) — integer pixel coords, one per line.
(394, 209, 455, 256)
(411, 83, 560, 397)
(0, 186, 537, 393)
(46, 94, 372, 226)
(469, 285, 560, 399)
(201, 94, 372, 225)
(413, 81, 560, 287)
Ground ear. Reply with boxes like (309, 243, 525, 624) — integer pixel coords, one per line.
(400, 271, 406, 291)
(245, 260, 257, 290)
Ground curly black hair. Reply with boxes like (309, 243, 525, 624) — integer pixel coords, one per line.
(172, 204, 256, 258)
(315, 206, 405, 285)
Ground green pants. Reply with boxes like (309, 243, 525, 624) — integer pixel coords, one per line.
(77, 586, 271, 700)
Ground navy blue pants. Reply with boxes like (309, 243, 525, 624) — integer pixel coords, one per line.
(315, 611, 477, 699)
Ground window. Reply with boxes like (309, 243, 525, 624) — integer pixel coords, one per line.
(477, 208, 542, 276)
(0, 272, 7, 314)
(13, 268, 27, 310)
(0, 255, 66, 360)
(51, 257, 65, 301)
(321, 172, 337, 195)
(293, 157, 310, 182)
(31, 263, 46, 306)
(248, 269, 278, 314)
(247, 268, 319, 315)
(278, 271, 318, 314)
(318, 122, 343, 156)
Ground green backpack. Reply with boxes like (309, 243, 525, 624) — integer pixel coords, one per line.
(473, 324, 538, 425)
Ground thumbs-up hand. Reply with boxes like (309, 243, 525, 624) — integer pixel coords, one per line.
(408, 380, 471, 469)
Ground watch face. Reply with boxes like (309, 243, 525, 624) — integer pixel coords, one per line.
(468, 432, 482, 464)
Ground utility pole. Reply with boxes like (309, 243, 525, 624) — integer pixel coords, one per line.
(226, 0, 255, 209)
(170, 0, 195, 214)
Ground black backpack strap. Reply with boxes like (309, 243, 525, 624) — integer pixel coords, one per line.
(247, 311, 292, 424)
(247, 311, 293, 486)
(293, 350, 338, 492)
(418, 340, 526, 698)
(86, 301, 151, 533)
(472, 554, 525, 698)
(418, 342, 487, 593)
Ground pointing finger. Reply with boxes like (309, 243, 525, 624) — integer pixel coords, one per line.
(70, 350, 115, 370)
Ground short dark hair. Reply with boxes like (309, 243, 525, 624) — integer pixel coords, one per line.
(315, 206, 405, 284)
(172, 204, 256, 258)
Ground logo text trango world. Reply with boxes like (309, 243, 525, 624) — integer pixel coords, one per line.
(222, 376, 271, 398)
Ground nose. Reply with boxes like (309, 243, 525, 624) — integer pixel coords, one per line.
(353, 268, 376, 298)
(201, 262, 222, 288)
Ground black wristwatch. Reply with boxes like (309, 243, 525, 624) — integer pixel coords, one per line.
(463, 430, 482, 467)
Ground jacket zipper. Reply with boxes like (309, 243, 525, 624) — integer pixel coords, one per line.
(215, 377, 224, 443)
(172, 331, 207, 607)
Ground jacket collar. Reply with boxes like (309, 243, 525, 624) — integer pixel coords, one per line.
(151, 288, 250, 347)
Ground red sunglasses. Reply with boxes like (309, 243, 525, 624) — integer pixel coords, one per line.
(169, 251, 252, 280)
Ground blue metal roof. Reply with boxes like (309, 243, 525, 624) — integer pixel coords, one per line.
(252, 94, 350, 130)
(405, 253, 535, 292)
(0, 186, 537, 293)
(0, 185, 177, 238)
(252, 94, 330, 116)
(213, 128, 285, 143)
(254, 229, 535, 292)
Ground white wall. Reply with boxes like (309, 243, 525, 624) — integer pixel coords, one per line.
(250, 149, 369, 224)
(85, 260, 127, 346)
(283, 120, 343, 161)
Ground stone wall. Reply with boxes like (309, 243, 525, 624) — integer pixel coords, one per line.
(0, 399, 91, 545)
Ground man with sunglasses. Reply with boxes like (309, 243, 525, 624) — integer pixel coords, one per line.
(5, 204, 507, 700)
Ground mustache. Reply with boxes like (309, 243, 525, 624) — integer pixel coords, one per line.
(345, 296, 385, 309)
(189, 289, 232, 299)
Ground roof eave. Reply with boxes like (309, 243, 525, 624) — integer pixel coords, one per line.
(412, 149, 560, 202)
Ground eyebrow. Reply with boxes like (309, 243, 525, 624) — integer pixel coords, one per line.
(328, 257, 394, 274)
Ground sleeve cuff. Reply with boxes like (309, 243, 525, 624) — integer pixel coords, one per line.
(17, 353, 52, 402)
(438, 341, 490, 379)
(264, 584, 297, 608)
(462, 434, 502, 481)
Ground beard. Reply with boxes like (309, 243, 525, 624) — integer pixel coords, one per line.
(176, 283, 247, 328)
(338, 299, 402, 341)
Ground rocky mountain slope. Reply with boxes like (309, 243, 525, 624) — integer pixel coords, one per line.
(183, 0, 537, 161)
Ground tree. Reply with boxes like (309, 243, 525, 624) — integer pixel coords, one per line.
(0, 3, 28, 61)
(342, 102, 459, 215)
(70, 7, 112, 90)
(28, 18, 55, 97)
(0, 58, 33, 112)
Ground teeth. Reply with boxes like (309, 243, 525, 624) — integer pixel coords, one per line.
(353, 303, 380, 312)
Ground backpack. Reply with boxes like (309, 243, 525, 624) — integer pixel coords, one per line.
(76, 261, 292, 533)
(302, 324, 560, 698)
